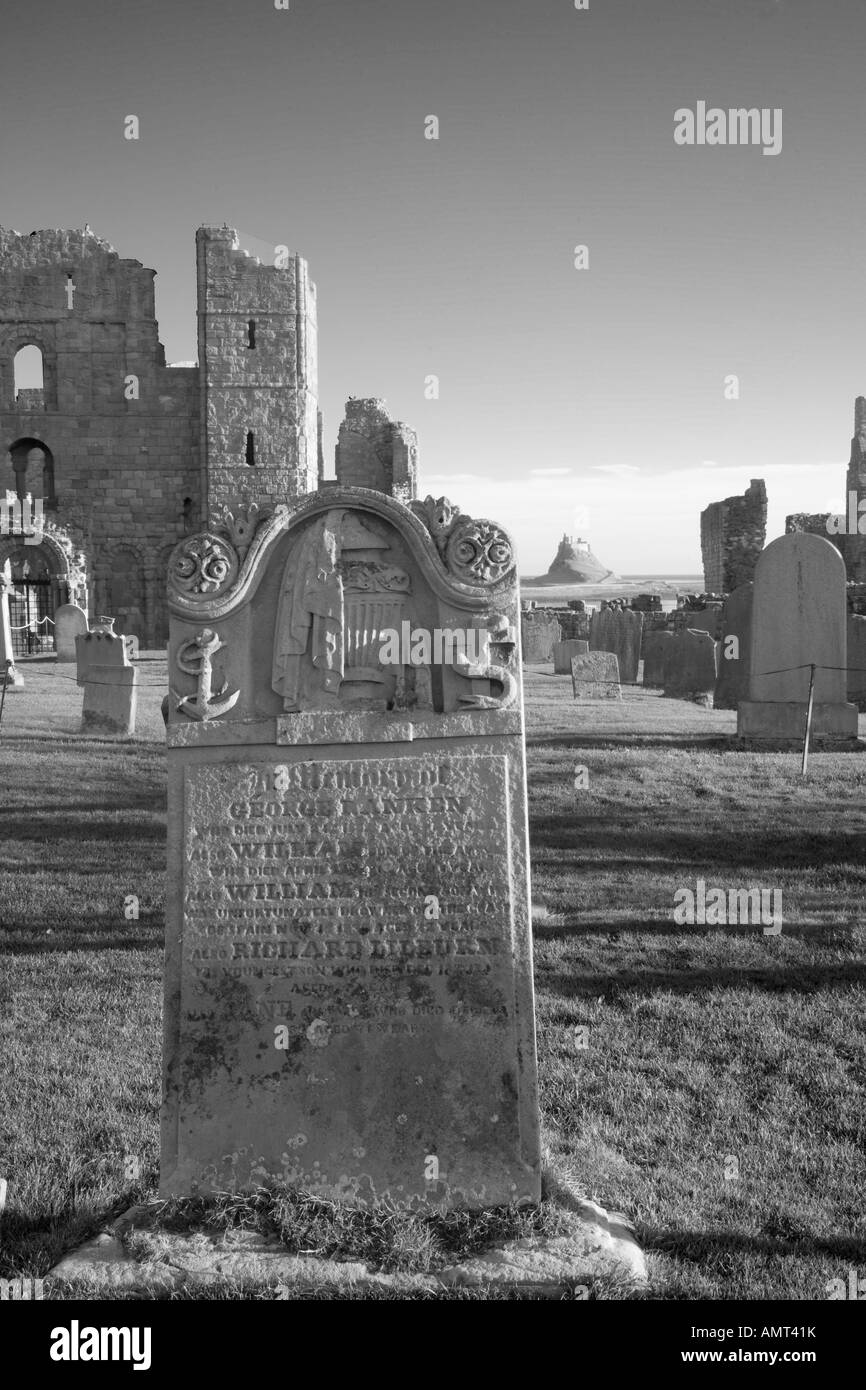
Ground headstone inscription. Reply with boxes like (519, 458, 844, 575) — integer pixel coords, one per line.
(161, 490, 541, 1207)
(738, 534, 857, 741)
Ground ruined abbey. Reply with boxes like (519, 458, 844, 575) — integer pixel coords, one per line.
(0, 225, 418, 648)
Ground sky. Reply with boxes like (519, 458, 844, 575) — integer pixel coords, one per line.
(2, 0, 865, 574)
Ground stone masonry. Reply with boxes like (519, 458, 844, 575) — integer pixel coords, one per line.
(0, 226, 418, 647)
(700, 479, 767, 594)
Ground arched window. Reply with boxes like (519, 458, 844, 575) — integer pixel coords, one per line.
(14, 345, 44, 396)
(8, 437, 56, 508)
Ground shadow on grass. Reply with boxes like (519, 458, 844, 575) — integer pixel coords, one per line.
(538, 961, 866, 1000)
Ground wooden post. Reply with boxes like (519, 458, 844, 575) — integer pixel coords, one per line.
(801, 663, 816, 776)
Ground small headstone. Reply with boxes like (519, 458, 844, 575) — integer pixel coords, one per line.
(54, 604, 88, 662)
(641, 630, 673, 687)
(738, 534, 858, 740)
(663, 629, 718, 705)
(77, 630, 137, 734)
(520, 610, 562, 663)
(713, 584, 753, 711)
(847, 614, 866, 711)
(571, 650, 622, 699)
(552, 639, 588, 674)
(589, 608, 642, 683)
(161, 492, 541, 1206)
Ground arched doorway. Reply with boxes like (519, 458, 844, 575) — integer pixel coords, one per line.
(3, 543, 67, 656)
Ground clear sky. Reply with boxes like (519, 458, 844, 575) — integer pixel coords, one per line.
(2, 0, 864, 574)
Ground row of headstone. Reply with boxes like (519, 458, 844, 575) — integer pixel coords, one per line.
(589, 608, 642, 683)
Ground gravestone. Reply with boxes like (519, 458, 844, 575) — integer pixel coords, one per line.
(847, 614, 866, 711)
(713, 584, 753, 711)
(520, 611, 561, 663)
(0, 574, 23, 688)
(681, 606, 722, 640)
(54, 604, 88, 662)
(571, 650, 622, 699)
(663, 629, 718, 705)
(76, 630, 138, 734)
(552, 638, 588, 674)
(738, 534, 858, 740)
(641, 630, 673, 687)
(589, 608, 642, 683)
(161, 491, 541, 1206)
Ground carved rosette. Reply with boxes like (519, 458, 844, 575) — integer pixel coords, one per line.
(444, 517, 514, 585)
(411, 495, 514, 586)
(169, 533, 239, 600)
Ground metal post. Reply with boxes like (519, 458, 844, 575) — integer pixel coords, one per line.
(0, 658, 10, 741)
(801, 663, 816, 776)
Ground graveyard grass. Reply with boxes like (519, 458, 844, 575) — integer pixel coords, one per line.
(1, 662, 864, 1299)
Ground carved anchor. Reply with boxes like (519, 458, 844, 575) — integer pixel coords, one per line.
(173, 628, 240, 721)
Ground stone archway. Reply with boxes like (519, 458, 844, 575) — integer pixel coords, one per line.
(0, 521, 87, 656)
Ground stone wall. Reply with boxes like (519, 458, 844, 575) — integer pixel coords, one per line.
(700, 479, 767, 593)
(334, 397, 418, 500)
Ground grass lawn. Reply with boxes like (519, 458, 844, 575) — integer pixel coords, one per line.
(1, 659, 864, 1298)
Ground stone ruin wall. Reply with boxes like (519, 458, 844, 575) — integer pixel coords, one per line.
(700, 479, 767, 594)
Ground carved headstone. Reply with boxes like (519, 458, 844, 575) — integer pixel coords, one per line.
(552, 639, 588, 674)
(663, 629, 718, 705)
(589, 608, 642, 683)
(54, 604, 88, 662)
(161, 490, 541, 1207)
(713, 584, 753, 710)
(738, 535, 858, 740)
(571, 650, 622, 699)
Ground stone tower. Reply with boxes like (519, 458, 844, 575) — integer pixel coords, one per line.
(196, 227, 318, 517)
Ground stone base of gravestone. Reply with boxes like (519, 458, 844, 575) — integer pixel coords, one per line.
(641, 630, 673, 687)
(571, 651, 622, 699)
(738, 700, 857, 741)
(81, 666, 138, 735)
(54, 603, 89, 662)
(847, 615, 866, 711)
(663, 629, 718, 705)
(553, 639, 588, 674)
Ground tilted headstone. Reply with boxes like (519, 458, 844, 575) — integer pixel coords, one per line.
(641, 630, 673, 687)
(161, 492, 541, 1206)
(589, 608, 642, 683)
(76, 630, 137, 734)
(571, 650, 622, 699)
(663, 629, 718, 704)
(520, 610, 561, 663)
(847, 614, 866, 711)
(54, 604, 88, 662)
(552, 638, 588, 674)
(0, 574, 23, 688)
(738, 534, 857, 740)
(713, 584, 753, 711)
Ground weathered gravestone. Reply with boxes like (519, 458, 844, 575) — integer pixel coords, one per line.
(847, 614, 866, 711)
(161, 491, 541, 1206)
(713, 584, 753, 711)
(641, 630, 673, 687)
(54, 604, 88, 662)
(738, 534, 858, 741)
(520, 610, 561, 663)
(0, 573, 23, 688)
(76, 630, 138, 734)
(680, 605, 722, 640)
(589, 608, 642, 683)
(663, 629, 718, 705)
(571, 650, 622, 699)
(553, 638, 588, 674)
